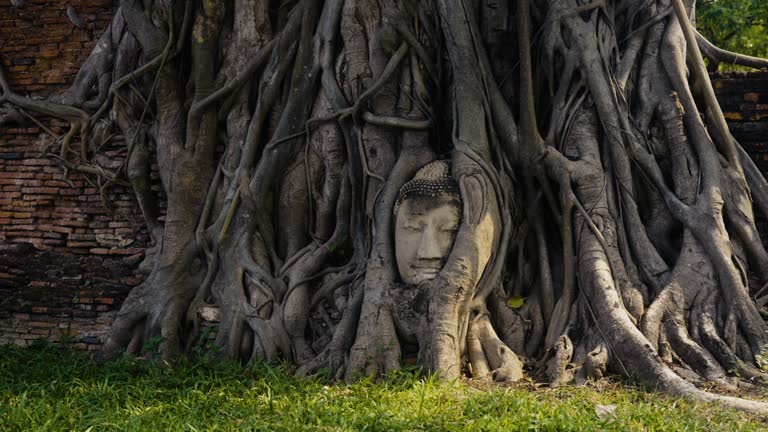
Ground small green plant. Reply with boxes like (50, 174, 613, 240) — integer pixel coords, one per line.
(17, 299, 31, 312)
(0, 293, 18, 306)
(756, 347, 768, 372)
(141, 336, 164, 358)
(58, 322, 78, 345)
(27, 339, 54, 350)
(192, 326, 219, 357)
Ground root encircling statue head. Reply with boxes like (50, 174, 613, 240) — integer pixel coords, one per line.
(394, 160, 462, 286)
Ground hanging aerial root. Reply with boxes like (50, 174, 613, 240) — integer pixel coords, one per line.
(187, 38, 278, 130)
(1, 63, 90, 161)
(695, 30, 768, 71)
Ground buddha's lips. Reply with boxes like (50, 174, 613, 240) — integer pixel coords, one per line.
(410, 263, 443, 272)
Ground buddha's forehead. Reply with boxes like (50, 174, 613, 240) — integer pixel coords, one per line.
(399, 194, 462, 217)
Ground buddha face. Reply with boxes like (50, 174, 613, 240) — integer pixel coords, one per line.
(395, 194, 461, 286)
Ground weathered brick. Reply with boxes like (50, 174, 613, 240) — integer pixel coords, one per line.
(38, 50, 59, 59)
(6, 232, 43, 238)
(57, 219, 88, 227)
(21, 159, 53, 166)
(10, 224, 35, 230)
(21, 187, 58, 194)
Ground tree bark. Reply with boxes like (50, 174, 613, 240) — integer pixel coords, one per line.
(2, 0, 768, 414)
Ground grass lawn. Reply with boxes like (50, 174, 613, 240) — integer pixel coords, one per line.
(1, 343, 766, 431)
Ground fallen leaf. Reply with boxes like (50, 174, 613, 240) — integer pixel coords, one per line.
(506, 296, 525, 309)
(595, 404, 617, 421)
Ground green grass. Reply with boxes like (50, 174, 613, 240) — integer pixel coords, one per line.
(0, 343, 766, 431)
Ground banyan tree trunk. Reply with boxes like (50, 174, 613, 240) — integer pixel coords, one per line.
(3, 0, 768, 414)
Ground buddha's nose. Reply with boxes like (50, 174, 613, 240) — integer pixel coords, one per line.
(416, 228, 442, 260)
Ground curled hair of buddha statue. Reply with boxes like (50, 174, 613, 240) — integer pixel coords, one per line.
(394, 160, 462, 215)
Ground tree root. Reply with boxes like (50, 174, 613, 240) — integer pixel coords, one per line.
(5, 0, 768, 417)
(695, 30, 768, 71)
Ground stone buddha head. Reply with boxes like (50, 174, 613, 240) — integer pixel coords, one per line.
(394, 160, 462, 286)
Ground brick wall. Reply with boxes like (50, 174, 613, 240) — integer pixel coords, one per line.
(712, 71, 768, 237)
(0, 1, 149, 349)
(1, 0, 114, 91)
(712, 71, 768, 169)
(1, 4, 767, 350)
